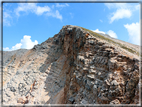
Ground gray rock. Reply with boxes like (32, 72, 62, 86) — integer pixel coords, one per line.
(111, 80, 119, 86)
(110, 99, 120, 104)
(10, 87, 16, 92)
(87, 74, 95, 80)
(80, 99, 88, 104)
(2, 25, 140, 105)
(68, 97, 75, 103)
(85, 84, 91, 91)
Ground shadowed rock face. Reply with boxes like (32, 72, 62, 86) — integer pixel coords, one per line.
(1, 25, 141, 105)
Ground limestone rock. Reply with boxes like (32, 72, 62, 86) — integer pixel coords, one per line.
(1, 25, 140, 105)
(110, 99, 120, 104)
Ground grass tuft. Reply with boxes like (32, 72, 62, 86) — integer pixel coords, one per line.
(80, 27, 139, 56)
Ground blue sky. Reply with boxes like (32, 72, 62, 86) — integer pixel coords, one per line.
(3, 2, 140, 51)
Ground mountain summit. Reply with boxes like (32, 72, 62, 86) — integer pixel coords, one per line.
(1, 25, 141, 105)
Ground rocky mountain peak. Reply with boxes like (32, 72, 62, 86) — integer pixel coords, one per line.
(1, 25, 141, 105)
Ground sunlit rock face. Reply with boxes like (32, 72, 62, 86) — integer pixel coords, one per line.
(1, 25, 140, 105)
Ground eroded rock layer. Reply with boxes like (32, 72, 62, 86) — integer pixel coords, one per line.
(1, 25, 140, 105)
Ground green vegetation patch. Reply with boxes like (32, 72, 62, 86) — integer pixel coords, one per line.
(80, 27, 139, 56)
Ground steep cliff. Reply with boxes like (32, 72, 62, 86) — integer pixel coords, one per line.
(1, 25, 141, 105)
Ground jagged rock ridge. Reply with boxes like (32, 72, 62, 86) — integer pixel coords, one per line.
(1, 25, 141, 105)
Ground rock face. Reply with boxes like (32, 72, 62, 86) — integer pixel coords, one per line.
(1, 25, 141, 105)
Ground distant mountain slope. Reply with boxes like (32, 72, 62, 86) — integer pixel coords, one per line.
(81, 27, 140, 57)
(98, 32, 139, 53)
(1, 25, 140, 105)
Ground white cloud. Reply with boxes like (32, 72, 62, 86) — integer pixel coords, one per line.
(15, 3, 50, 16)
(3, 35, 38, 51)
(3, 47, 10, 51)
(105, 3, 139, 23)
(134, 4, 140, 10)
(124, 22, 140, 45)
(46, 10, 62, 20)
(92, 29, 117, 38)
(65, 3, 69, 7)
(21, 35, 38, 49)
(105, 3, 130, 9)
(15, 3, 35, 16)
(3, 3, 67, 26)
(14, 3, 63, 20)
(35, 6, 50, 15)
(56, 3, 69, 8)
(110, 8, 132, 23)
(107, 30, 117, 38)
(4, 12, 11, 18)
(70, 13, 74, 19)
(100, 19, 103, 22)
(52, 5, 54, 9)
(93, 29, 105, 34)
(3, 12, 12, 26)
(12, 43, 22, 50)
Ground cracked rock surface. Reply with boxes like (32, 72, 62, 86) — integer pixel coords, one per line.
(1, 25, 141, 105)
